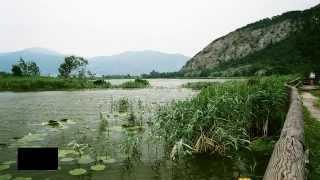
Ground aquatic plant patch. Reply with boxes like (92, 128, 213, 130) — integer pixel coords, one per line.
(155, 76, 289, 157)
(90, 164, 106, 171)
(69, 168, 87, 176)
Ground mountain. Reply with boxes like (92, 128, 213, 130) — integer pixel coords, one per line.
(88, 50, 189, 75)
(0, 48, 189, 75)
(0, 47, 64, 75)
(182, 4, 320, 77)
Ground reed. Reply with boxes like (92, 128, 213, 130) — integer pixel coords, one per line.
(155, 76, 290, 157)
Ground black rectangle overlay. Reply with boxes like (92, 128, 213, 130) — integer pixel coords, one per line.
(17, 147, 58, 170)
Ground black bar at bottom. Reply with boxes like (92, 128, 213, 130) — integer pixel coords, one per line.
(17, 147, 58, 170)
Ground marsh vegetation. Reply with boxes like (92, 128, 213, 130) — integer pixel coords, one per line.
(0, 78, 290, 179)
(155, 76, 289, 158)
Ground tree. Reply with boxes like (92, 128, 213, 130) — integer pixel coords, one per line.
(11, 58, 40, 76)
(28, 62, 40, 76)
(58, 56, 88, 78)
(11, 64, 22, 76)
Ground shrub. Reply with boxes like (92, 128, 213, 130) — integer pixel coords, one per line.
(154, 76, 289, 157)
(117, 79, 150, 89)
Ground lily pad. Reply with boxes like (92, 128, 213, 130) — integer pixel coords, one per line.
(90, 164, 106, 171)
(69, 168, 87, 176)
(0, 164, 10, 171)
(78, 155, 94, 164)
(102, 158, 116, 164)
(0, 174, 12, 180)
(60, 157, 74, 162)
(59, 149, 78, 157)
(1, 160, 16, 165)
(13, 177, 32, 180)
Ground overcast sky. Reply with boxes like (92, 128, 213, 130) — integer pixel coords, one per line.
(0, 0, 319, 57)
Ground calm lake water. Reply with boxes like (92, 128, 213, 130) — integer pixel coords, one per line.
(0, 79, 267, 180)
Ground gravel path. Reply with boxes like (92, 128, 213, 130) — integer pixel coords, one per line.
(301, 91, 320, 120)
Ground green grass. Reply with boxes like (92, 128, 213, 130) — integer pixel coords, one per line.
(0, 76, 150, 91)
(155, 76, 289, 157)
(304, 107, 320, 179)
(0, 76, 99, 91)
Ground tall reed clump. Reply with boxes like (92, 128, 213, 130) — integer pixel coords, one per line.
(155, 76, 289, 157)
(117, 79, 150, 89)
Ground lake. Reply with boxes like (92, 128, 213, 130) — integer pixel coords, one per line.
(0, 79, 267, 180)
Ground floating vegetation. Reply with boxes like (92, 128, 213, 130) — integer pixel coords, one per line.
(1, 161, 16, 165)
(47, 120, 62, 127)
(60, 157, 74, 162)
(0, 164, 10, 171)
(59, 149, 78, 158)
(0, 174, 12, 180)
(69, 168, 87, 176)
(78, 155, 94, 164)
(90, 164, 106, 171)
(42, 118, 76, 128)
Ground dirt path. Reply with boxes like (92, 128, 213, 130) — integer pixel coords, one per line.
(301, 91, 320, 120)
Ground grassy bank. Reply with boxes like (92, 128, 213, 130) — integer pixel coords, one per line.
(155, 76, 289, 157)
(304, 107, 320, 179)
(0, 76, 150, 91)
(113, 79, 150, 89)
(182, 81, 221, 90)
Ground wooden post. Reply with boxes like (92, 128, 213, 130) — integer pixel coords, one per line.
(263, 86, 305, 180)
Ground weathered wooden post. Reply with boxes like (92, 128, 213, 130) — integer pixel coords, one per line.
(263, 86, 305, 180)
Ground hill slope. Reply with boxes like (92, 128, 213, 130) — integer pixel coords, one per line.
(182, 4, 320, 77)
(0, 49, 188, 75)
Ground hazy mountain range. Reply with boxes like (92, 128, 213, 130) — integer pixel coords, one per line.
(0, 47, 189, 75)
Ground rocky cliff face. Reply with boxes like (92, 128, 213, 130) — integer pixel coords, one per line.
(182, 20, 297, 71)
